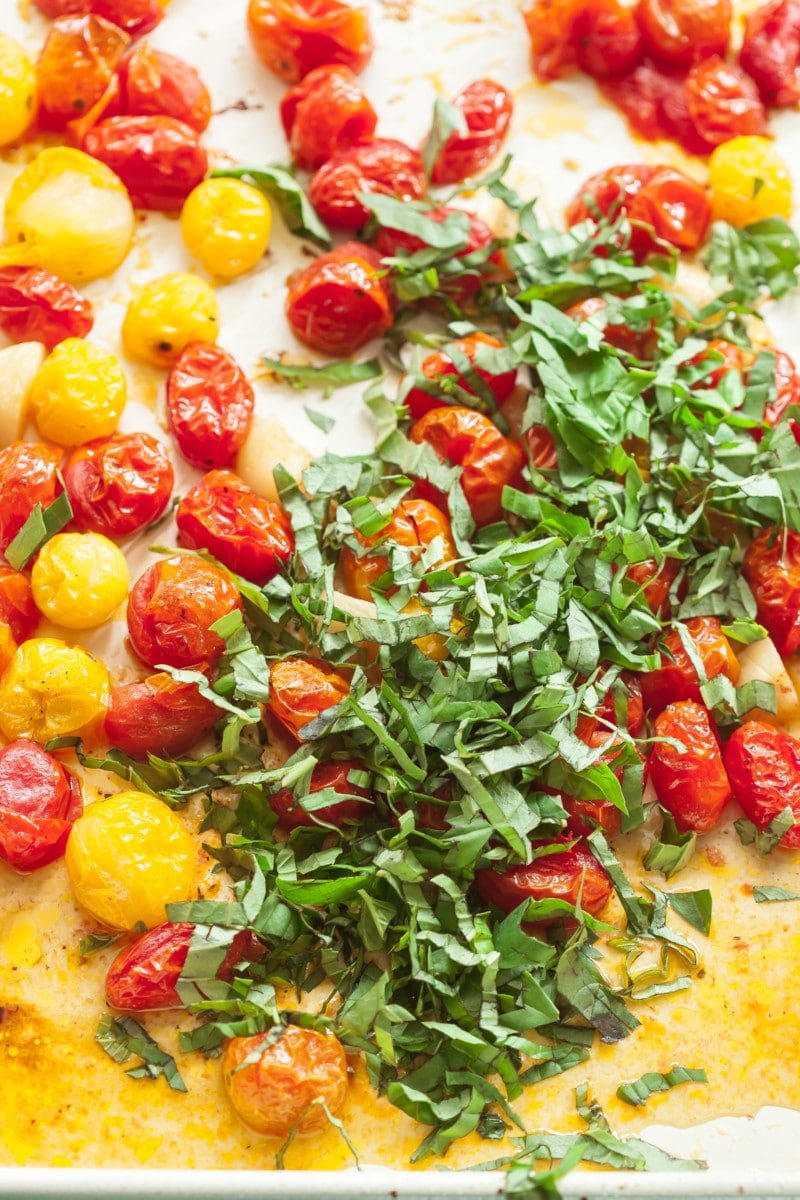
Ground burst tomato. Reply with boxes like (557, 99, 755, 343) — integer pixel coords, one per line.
(376, 206, 498, 305)
(36, 15, 129, 133)
(573, 0, 644, 78)
(167, 343, 255, 472)
(37, 0, 164, 36)
(340, 497, 457, 601)
(639, 0, 732, 66)
(740, 0, 800, 106)
(743, 528, 800, 656)
(649, 700, 731, 832)
(405, 333, 517, 421)
(119, 44, 212, 133)
(267, 657, 350, 740)
(685, 56, 768, 146)
(475, 840, 612, 917)
(286, 241, 392, 356)
(127, 555, 242, 671)
(639, 615, 740, 712)
(105, 922, 255, 1010)
(0, 566, 37, 648)
(724, 720, 800, 848)
(247, 0, 372, 82)
(565, 296, 655, 358)
(269, 759, 372, 829)
(0, 267, 93, 349)
(563, 727, 636, 836)
(105, 673, 220, 759)
(524, 0, 578, 80)
(280, 63, 376, 170)
(63, 432, 174, 539)
(0, 739, 82, 873)
(429, 79, 513, 185)
(82, 115, 208, 212)
(600, 62, 712, 155)
(309, 139, 425, 230)
(0, 441, 63, 554)
(626, 556, 682, 616)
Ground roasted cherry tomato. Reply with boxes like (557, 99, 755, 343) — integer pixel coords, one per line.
(577, 673, 645, 741)
(340, 497, 457, 602)
(0, 440, 62, 553)
(563, 727, 637, 836)
(649, 700, 731, 833)
(309, 139, 425, 230)
(119, 44, 212, 133)
(36, 15, 129, 134)
(105, 673, 219, 759)
(0, 740, 81, 873)
(743, 528, 800, 656)
(685, 56, 768, 146)
(573, 0, 644, 78)
(565, 296, 655, 359)
(127, 555, 243, 671)
(167, 343, 255, 472)
(690, 337, 749, 390)
(247, 0, 372, 81)
(83, 115, 208, 212)
(32, 336, 126, 447)
(106, 922, 255, 1010)
(286, 241, 392, 356)
(762, 351, 800, 434)
(475, 840, 612, 918)
(429, 79, 513, 185)
(639, 615, 740, 712)
(524, 0, 577, 80)
(724, 720, 800, 848)
(63, 432, 173, 539)
(0, 637, 108, 744)
(269, 759, 372, 829)
(0, 267, 93, 350)
(625, 556, 682, 616)
(410, 406, 525, 527)
(0, 566, 38, 646)
(222, 1026, 349, 1137)
(639, 0, 731, 66)
(526, 424, 558, 471)
(123, 272, 219, 369)
(34, 0, 164, 36)
(177, 470, 295, 587)
(280, 63, 376, 171)
(708, 135, 793, 226)
(267, 657, 350, 740)
(0, 34, 36, 148)
(600, 61, 712, 155)
(32, 531, 129, 631)
(180, 179, 272, 280)
(405, 333, 516, 422)
(740, 0, 800, 106)
(376, 206, 498, 305)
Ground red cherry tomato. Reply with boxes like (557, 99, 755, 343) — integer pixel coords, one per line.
(167, 343, 255, 472)
(565, 163, 657, 227)
(269, 759, 372, 829)
(524, 0, 578, 80)
(578, 673, 645, 741)
(690, 337, 749, 389)
(119, 44, 212, 133)
(247, 0, 372, 82)
(740, 0, 800, 106)
(475, 840, 612, 918)
(600, 63, 713, 155)
(526, 424, 558, 470)
(339, 497, 457, 602)
(36, 15, 129, 133)
(649, 701, 731, 833)
(376, 206, 498, 305)
(625, 169, 711, 257)
(0, 566, 38, 646)
(685, 56, 768, 146)
(82, 115, 208, 212)
(267, 657, 350, 740)
(280, 64, 376, 170)
(0, 740, 82, 873)
(0, 267, 93, 350)
(0, 441, 63, 554)
(762, 351, 800, 434)
(176, 470, 295, 587)
(34, 0, 163, 24)
(286, 241, 392, 356)
(639, 615, 740, 712)
(405, 332, 517, 421)
(105, 673, 220, 759)
(572, 0, 644, 78)
(127, 555, 243, 671)
(106, 922, 256, 1010)
(639, 0, 732, 66)
(562, 727, 640, 836)
(565, 296, 655, 359)
(63, 432, 174, 539)
(724, 720, 800, 848)
(743, 528, 800, 656)
(625, 556, 682, 616)
(309, 139, 425, 230)
(429, 79, 513, 186)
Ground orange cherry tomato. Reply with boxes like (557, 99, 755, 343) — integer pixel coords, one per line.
(573, 0, 644, 78)
(565, 296, 655, 359)
(267, 657, 350, 740)
(35, 0, 164, 36)
(0, 739, 82, 873)
(743, 527, 800, 656)
(625, 556, 682, 617)
(286, 241, 392, 356)
(376, 206, 498, 306)
(82, 115, 208, 212)
(176, 470, 295, 587)
(247, 0, 372, 82)
(639, 0, 732, 66)
(649, 700, 731, 832)
(269, 759, 371, 829)
(0, 441, 63, 554)
(280, 64, 376, 170)
(340, 497, 457, 602)
(0, 566, 38, 646)
(63, 432, 174, 539)
(309, 139, 425, 230)
(405, 333, 517, 422)
(105, 673, 220, 759)
(724, 720, 800, 848)
(106, 922, 256, 1010)
(119, 44, 212, 133)
(127, 555, 242, 671)
(740, 0, 800, 107)
(475, 839, 612, 918)
(166, 343, 255, 472)
(685, 56, 768, 146)
(36, 15, 130, 133)
(638, 615, 740, 712)
(429, 79, 513, 185)
(0, 267, 93, 350)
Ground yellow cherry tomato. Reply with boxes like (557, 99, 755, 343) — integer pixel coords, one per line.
(65, 791, 196, 930)
(0, 625, 16, 676)
(181, 178, 272, 280)
(708, 136, 793, 227)
(0, 148, 135, 284)
(122, 272, 219, 368)
(0, 34, 36, 147)
(31, 338, 127, 446)
(31, 532, 129, 631)
(0, 636, 109, 742)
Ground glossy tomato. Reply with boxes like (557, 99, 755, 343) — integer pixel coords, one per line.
(0, 565, 38, 646)
(565, 296, 655, 358)
(685, 56, 768, 146)
(280, 64, 376, 170)
(649, 700, 731, 832)
(35, 0, 164, 36)
(82, 115, 208, 212)
(105, 673, 220, 759)
(762, 351, 800, 434)
(119, 44, 212, 133)
(724, 720, 800, 848)
(309, 139, 425, 230)
(526, 424, 558, 470)
(639, 0, 732, 66)
(127, 555, 242, 671)
(376, 206, 498, 305)
(105, 922, 255, 1010)
(247, 0, 372, 82)
(625, 556, 682, 616)
(35, 15, 129, 133)
(0, 441, 63, 554)
(269, 759, 372, 829)
(639, 615, 740, 712)
(475, 840, 612, 918)
(166, 343, 255, 471)
(405, 333, 517, 422)
(563, 727, 638, 836)
(0, 267, 93, 349)
(566, 162, 655, 225)
(743, 528, 800, 656)
(286, 241, 392, 356)
(0, 739, 82, 873)
(572, 0, 644, 78)
(176, 470, 295, 587)
(63, 432, 174, 539)
(339, 497, 457, 601)
(578, 673, 645, 741)
(524, 0, 578, 79)
(740, 0, 800, 106)
(267, 657, 350, 740)
(429, 79, 513, 185)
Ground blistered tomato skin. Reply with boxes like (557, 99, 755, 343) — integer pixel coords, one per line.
(35, 15, 129, 134)
(0, 440, 62, 553)
(176, 470, 295, 587)
(167, 343, 255, 471)
(743, 528, 800, 656)
(708, 136, 793, 226)
(0, 740, 82, 873)
(565, 163, 656, 226)
(340, 498, 457, 602)
(65, 791, 196, 930)
(106, 923, 254, 1010)
(31, 338, 126, 447)
(269, 760, 372, 829)
(524, 0, 577, 80)
(63, 432, 174, 539)
(181, 180, 272, 280)
(475, 841, 613, 918)
(119, 44, 212, 133)
(639, 615, 740, 712)
(31, 533, 130, 631)
(429, 79, 513, 185)
(405, 333, 517, 422)
(572, 0, 644, 78)
(740, 0, 800, 106)
(105, 673, 219, 760)
(600, 60, 709, 153)
(649, 701, 731, 833)
(724, 721, 800, 848)
(123, 273, 219, 369)
(83, 116, 208, 213)
(247, 0, 372, 81)
(0, 35, 37, 148)
(685, 57, 768, 146)
(0, 567, 38, 646)
(0, 267, 93, 350)
(267, 657, 350, 740)
(127, 556, 242, 671)
(639, 0, 732, 66)
(309, 140, 425, 230)
(0, 637, 109, 743)
(280, 64, 377, 170)
(286, 241, 392, 356)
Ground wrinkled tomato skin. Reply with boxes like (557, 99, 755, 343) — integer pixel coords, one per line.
(0, 441, 63, 554)
(725, 721, 800, 848)
(309, 139, 425, 230)
(119, 45, 212, 134)
(269, 759, 371, 829)
(267, 657, 350, 741)
(475, 840, 612, 918)
(0, 566, 38, 646)
(685, 57, 768, 146)
(573, 0, 644, 78)
(176, 470, 295, 587)
(429, 79, 513, 185)
(36, 15, 129, 134)
(743, 528, 800, 656)
(340, 497, 457, 601)
(105, 673, 220, 759)
(405, 333, 517, 421)
(247, 0, 372, 82)
(280, 64, 376, 171)
(167, 343, 255, 472)
(286, 241, 392, 356)
(106, 923, 255, 1010)
(63, 432, 174, 539)
(34, 0, 162, 34)
(82, 116, 208, 212)
(626, 556, 682, 616)
(639, 615, 740, 712)
(524, 0, 578, 80)
(578, 673, 645, 741)
(565, 163, 657, 228)
(639, 0, 732, 66)
(376, 207, 497, 305)
(649, 700, 731, 832)
(0, 267, 93, 350)
(565, 296, 655, 359)
(740, 0, 800, 106)
(0, 740, 82, 873)
(600, 63, 711, 155)
(625, 168, 711, 258)
(127, 555, 243, 671)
